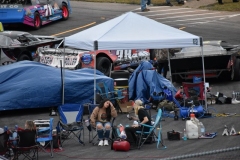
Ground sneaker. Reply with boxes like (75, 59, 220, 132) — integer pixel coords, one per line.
(178, 1, 185, 4)
(166, 2, 173, 6)
(103, 139, 109, 146)
(98, 140, 103, 146)
(232, 98, 240, 104)
(142, 8, 150, 12)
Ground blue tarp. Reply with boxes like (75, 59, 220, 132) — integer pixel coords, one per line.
(129, 61, 177, 103)
(0, 61, 114, 111)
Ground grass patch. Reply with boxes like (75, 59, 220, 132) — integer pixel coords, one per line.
(74, 0, 240, 11)
(199, 0, 240, 11)
(74, 0, 182, 6)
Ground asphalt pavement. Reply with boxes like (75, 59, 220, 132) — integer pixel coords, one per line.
(1, 1, 240, 159)
(1, 80, 240, 160)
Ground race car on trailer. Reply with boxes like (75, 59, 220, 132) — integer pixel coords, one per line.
(0, 0, 71, 29)
(170, 41, 240, 82)
(38, 47, 151, 76)
(0, 30, 63, 66)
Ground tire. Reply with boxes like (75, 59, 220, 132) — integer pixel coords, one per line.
(96, 57, 111, 76)
(232, 58, 240, 81)
(18, 54, 31, 61)
(75, 62, 82, 70)
(110, 70, 130, 79)
(62, 4, 69, 20)
(34, 12, 41, 30)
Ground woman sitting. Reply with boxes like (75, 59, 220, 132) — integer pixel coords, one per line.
(90, 99, 117, 146)
(24, 120, 36, 131)
(125, 99, 152, 147)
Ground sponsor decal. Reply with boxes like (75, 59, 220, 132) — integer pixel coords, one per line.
(64, 56, 78, 66)
(81, 53, 92, 65)
(40, 56, 53, 65)
(193, 39, 198, 45)
(0, 4, 23, 8)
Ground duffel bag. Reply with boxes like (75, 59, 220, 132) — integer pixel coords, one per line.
(112, 139, 130, 152)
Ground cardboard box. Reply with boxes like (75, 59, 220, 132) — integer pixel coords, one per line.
(118, 101, 133, 113)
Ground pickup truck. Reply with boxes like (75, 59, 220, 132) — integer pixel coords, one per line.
(170, 41, 240, 82)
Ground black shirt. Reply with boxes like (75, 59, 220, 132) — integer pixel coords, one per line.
(138, 108, 152, 127)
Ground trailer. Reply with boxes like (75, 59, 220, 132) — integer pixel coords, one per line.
(170, 41, 240, 82)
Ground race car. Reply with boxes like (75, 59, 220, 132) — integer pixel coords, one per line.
(170, 41, 240, 82)
(38, 47, 151, 76)
(0, 0, 71, 29)
(0, 30, 63, 66)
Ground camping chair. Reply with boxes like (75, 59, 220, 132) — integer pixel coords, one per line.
(96, 82, 115, 100)
(182, 82, 205, 101)
(11, 130, 38, 160)
(113, 89, 125, 113)
(33, 118, 53, 157)
(35, 118, 54, 158)
(88, 104, 116, 145)
(57, 104, 85, 146)
(0, 131, 10, 159)
(135, 109, 166, 149)
(96, 82, 123, 113)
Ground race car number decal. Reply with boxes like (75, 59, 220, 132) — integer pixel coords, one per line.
(40, 56, 53, 65)
(115, 50, 150, 63)
(116, 50, 132, 59)
(64, 57, 78, 66)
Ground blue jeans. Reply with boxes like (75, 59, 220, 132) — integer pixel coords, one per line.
(141, 0, 148, 11)
(96, 122, 111, 140)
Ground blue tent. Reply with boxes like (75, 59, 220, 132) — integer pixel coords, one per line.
(0, 61, 113, 111)
(129, 61, 177, 103)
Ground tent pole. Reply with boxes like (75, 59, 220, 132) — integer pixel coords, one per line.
(94, 41, 98, 105)
(62, 38, 65, 105)
(200, 38, 207, 110)
(167, 49, 172, 83)
(94, 50, 96, 105)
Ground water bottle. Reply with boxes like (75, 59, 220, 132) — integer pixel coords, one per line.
(12, 125, 18, 146)
(9, 148, 14, 157)
(232, 91, 235, 99)
(4, 126, 8, 132)
(15, 125, 18, 131)
(183, 129, 187, 141)
(199, 122, 205, 137)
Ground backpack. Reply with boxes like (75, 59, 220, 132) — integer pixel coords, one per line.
(157, 100, 175, 111)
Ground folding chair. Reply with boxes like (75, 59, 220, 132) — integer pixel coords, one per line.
(96, 82, 123, 113)
(135, 109, 167, 149)
(57, 104, 85, 146)
(0, 131, 10, 159)
(11, 130, 38, 160)
(96, 82, 115, 100)
(35, 118, 54, 158)
(87, 104, 116, 145)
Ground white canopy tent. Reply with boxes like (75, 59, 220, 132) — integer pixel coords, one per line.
(64, 12, 206, 109)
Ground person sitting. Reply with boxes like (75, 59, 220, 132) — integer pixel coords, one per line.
(24, 120, 36, 131)
(125, 99, 152, 147)
(90, 99, 117, 146)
